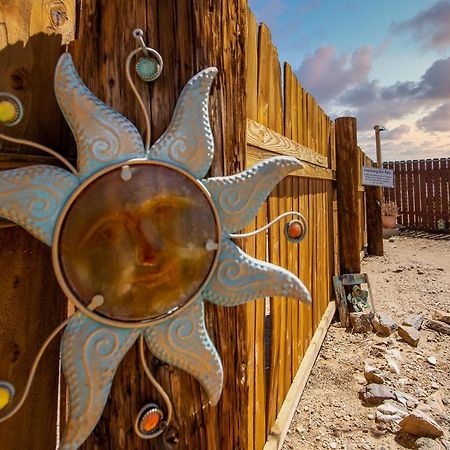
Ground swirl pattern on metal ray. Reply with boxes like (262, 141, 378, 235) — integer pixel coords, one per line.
(202, 156, 303, 233)
(203, 238, 311, 306)
(0, 165, 79, 244)
(149, 68, 217, 179)
(144, 297, 223, 405)
(60, 312, 141, 450)
(55, 53, 145, 180)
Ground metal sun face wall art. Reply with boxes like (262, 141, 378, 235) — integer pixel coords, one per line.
(0, 31, 311, 449)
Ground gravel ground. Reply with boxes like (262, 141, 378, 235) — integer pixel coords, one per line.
(283, 232, 450, 450)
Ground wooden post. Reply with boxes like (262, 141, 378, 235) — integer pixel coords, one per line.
(71, 1, 249, 449)
(335, 117, 360, 274)
(366, 186, 384, 256)
(0, 2, 76, 449)
(366, 126, 384, 256)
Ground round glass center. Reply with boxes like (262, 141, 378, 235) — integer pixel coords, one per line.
(56, 163, 219, 323)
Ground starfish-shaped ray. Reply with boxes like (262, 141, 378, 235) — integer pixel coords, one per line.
(0, 53, 310, 449)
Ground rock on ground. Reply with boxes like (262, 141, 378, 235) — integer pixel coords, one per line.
(364, 362, 386, 384)
(399, 409, 444, 438)
(403, 313, 425, 330)
(415, 437, 444, 450)
(350, 312, 373, 333)
(362, 383, 396, 406)
(372, 313, 398, 336)
(398, 324, 421, 346)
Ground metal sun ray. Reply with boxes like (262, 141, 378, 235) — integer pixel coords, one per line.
(0, 165, 79, 245)
(55, 54, 145, 180)
(144, 296, 223, 405)
(203, 238, 311, 306)
(202, 156, 304, 233)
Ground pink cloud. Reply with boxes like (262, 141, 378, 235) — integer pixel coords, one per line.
(295, 45, 372, 103)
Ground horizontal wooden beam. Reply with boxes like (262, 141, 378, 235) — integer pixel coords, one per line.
(247, 146, 335, 181)
(246, 118, 328, 168)
(0, 153, 70, 170)
(263, 301, 336, 450)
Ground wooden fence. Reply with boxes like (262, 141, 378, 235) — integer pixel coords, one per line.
(245, 14, 338, 449)
(0, 2, 373, 450)
(383, 158, 450, 232)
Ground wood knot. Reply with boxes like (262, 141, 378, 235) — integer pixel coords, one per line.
(49, 2, 69, 29)
(9, 68, 28, 91)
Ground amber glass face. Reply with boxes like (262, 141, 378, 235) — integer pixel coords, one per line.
(57, 163, 219, 323)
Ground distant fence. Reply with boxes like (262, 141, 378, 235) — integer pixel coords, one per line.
(383, 158, 450, 232)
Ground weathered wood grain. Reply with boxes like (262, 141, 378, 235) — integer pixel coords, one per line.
(246, 119, 328, 168)
(71, 1, 249, 449)
(335, 117, 361, 274)
(0, 2, 76, 448)
(246, 146, 335, 180)
(0, 1, 76, 156)
(0, 227, 67, 450)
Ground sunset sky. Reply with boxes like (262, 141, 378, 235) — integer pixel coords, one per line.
(248, 0, 450, 162)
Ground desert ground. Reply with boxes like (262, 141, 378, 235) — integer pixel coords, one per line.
(283, 232, 450, 450)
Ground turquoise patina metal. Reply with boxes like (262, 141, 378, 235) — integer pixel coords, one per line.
(0, 52, 311, 449)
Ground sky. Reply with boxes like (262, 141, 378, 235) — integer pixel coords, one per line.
(248, 0, 450, 162)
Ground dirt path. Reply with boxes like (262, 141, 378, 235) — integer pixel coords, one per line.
(283, 233, 450, 450)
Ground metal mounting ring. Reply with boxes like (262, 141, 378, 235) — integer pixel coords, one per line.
(135, 48, 164, 82)
(135, 403, 166, 439)
(0, 93, 23, 127)
(285, 216, 308, 243)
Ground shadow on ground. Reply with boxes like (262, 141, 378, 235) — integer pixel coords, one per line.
(400, 229, 450, 241)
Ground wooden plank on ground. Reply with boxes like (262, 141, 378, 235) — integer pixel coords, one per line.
(263, 301, 336, 450)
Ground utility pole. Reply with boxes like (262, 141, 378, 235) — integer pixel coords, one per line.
(374, 125, 386, 168)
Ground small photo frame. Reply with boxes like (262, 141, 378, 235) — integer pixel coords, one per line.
(332, 273, 376, 327)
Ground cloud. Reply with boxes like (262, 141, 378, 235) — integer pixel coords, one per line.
(384, 125, 411, 140)
(417, 103, 450, 132)
(392, 0, 450, 52)
(295, 46, 372, 103)
(332, 55, 450, 130)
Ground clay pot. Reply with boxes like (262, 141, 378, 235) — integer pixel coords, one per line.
(382, 215, 396, 229)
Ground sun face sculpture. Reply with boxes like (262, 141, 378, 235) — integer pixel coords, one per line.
(0, 50, 310, 449)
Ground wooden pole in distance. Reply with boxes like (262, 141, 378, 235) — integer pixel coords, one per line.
(335, 117, 361, 274)
(366, 126, 384, 256)
(374, 125, 382, 167)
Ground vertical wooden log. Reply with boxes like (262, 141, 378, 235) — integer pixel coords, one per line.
(366, 185, 384, 256)
(335, 117, 360, 274)
(0, 228, 67, 450)
(0, 2, 76, 449)
(72, 1, 248, 449)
